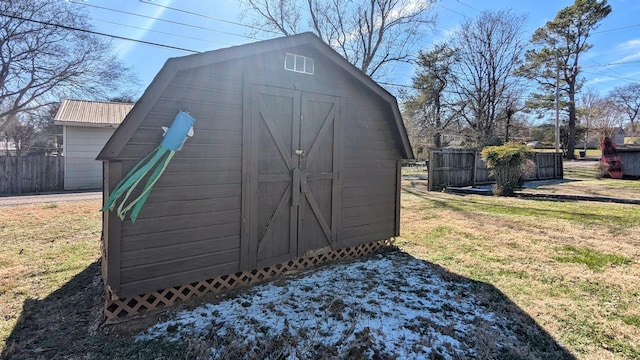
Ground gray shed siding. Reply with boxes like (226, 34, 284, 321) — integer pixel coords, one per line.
(619, 150, 640, 176)
(108, 65, 244, 297)
(102, 39, 408, 298)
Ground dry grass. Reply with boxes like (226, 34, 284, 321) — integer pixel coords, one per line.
(1, 165, 639, 358)
(399, 180, 640, 359)
(0, 200, 102, 350)
(521, 161, 640, 199)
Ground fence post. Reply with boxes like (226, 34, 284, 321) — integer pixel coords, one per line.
(427, 150, 434, 191)
(472, 151, 478, 187)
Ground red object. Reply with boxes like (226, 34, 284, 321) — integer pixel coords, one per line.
(601, 137, 623, 179)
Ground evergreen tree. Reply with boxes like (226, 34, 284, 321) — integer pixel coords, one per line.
(519, 0, 611, 159)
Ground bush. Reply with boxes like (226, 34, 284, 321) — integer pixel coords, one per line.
(481, 143, 533, 196)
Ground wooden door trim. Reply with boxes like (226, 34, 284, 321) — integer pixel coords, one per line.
(240, 75, 253, 270)
(300, 92, 341, 250)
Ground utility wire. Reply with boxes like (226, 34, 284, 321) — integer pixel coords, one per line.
(0, 13, 199, 53)
(70, 0, 264, 41)
(455, 0, 481, 13)
(581, 59, 640, 67)
(592, 23, 640, 34)
(92, 18, 237, 47)
(580, 70, 640, 82)
(434, 3, 471, 19)
(582, 55, 630, 81)
(138, 0, 281, 35)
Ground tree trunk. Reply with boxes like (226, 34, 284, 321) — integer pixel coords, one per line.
(567, 83, 577, 160)
(433, 132, 442, 148)
(505, 115, 511, 143)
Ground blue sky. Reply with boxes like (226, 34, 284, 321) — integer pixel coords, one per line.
(74, 0, 640, 99)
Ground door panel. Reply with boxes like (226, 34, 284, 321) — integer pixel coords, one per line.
(252, 87, 300, 267)
(298, 92, 339, 253)
(246, 85, 339, 268)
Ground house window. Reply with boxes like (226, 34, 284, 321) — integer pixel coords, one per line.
(284, 53, 314, 75)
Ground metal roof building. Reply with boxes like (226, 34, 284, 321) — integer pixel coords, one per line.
(54, 100, 133, 190)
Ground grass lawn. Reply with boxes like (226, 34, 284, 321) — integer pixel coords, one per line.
(537, 148, 601, 159)
(1, 166, 639, 358)
(0, 201, 102, 342)
(521, 161, 640, 199)
(399, 181, 640, 358)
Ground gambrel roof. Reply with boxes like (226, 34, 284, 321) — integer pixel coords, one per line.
(97, 32, 413, 160)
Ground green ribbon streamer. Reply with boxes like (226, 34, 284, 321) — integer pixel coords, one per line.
(102, 111, 195, 223)
(101, 146, 174, 223)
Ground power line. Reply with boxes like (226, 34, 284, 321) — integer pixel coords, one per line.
(456, 0, 481, 13)
(580, 70, 640, 82)
(70, 0, 264, 41)
(592, 23, 640, 34)
(377, 81, 536, 101)
(0, 13, 199, 54)
(581, 59, 640, 68)
(92, 17, 236, 47)
(434, 3, 471, 19)
(138, 0, 281, 35)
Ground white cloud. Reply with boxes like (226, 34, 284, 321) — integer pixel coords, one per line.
(618, 39, 640, 50)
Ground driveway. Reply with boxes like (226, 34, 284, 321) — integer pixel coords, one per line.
(0, 191, 102, 207)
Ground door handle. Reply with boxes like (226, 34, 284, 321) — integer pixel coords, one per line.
(292, 168, 300, 206)
(300, 172, 308, 193)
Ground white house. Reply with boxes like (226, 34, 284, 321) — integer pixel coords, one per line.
(54, 100, 133, 190)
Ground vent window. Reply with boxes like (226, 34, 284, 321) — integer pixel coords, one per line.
(284, 53, 314, 75)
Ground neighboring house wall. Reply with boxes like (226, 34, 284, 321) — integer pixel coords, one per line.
(64, 126, 116, 190)
(55, 99, 133, 191)
(614, 129, 625, 145)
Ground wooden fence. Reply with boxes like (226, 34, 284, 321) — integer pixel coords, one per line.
(427, 150, 563, 191)
(0, 155, 64, 195)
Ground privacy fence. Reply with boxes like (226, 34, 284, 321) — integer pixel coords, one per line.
(427, 150, 563, 191)
(0, 155, 64, 195)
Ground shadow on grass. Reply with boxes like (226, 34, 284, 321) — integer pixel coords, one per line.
(2, 252, 577, 359)
(521, 178, 576, 189)
(2, 261, 105, 360)
(1, 262, 190, 360)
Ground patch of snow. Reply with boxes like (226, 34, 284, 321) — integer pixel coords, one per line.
(137, 251, 516, 359)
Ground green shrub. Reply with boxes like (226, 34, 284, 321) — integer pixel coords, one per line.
(481, 143, 533, 196)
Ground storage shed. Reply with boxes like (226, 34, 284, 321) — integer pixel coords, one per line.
(55, 100, 133, 190)
(97, 33, 413, 305)
(618, 145, 640, 177)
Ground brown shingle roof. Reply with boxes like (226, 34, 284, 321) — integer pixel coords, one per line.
(54, 99, 134, 127)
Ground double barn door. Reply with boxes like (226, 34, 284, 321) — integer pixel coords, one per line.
(244, 85, 340, 268)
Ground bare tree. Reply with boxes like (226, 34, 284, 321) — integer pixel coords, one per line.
(577, 87, 604, 151)
(450, 9, 528, 146)
(608, 83, 640, 136)
(576, 88, 620, 142)
(0, 0, 137, 132)
(592, 100, 621, 140)
(2, 119, 35, 157)
(241, 0, 437, 77)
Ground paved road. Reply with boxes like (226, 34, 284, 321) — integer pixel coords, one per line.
(0, 191, 102, 207)
(563, 159, 599, 168)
